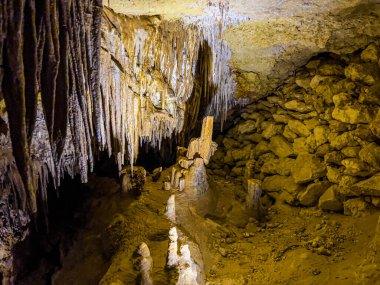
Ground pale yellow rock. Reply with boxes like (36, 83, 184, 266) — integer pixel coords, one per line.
(287, 120, 311, 137)
(318, 185, 343, 212)
(341, 146, 361, 158)
(268, 135, 294, 158)
(332, 105, 374, 124)
(361, 44, 378, 63)
(291, 154, 326, 184)
(314, 125, 329, 147)
(283, 125, 298, 142)
(284, 100, 314, 113)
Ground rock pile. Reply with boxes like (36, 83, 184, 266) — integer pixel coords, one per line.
(208, 42, 380, 214)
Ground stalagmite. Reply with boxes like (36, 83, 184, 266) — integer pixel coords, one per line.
(177, 244, 199, 285)
(246, 179, 264, 221)
(167, 227, 179, 268)
(165, 195, 176, 223)
(137, 242, 153, 285)
(120, 166, 147, 197)
(187, 117, 218, 165)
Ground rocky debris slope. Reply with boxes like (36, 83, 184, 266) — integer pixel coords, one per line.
(208, 42, 380, 215)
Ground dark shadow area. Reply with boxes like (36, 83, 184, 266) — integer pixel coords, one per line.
(13, 174, 92, 285)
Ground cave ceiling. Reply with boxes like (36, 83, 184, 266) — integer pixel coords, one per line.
(107, 0, 380, 99)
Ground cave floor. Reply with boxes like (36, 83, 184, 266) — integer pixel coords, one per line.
(21, 168, 380, 285)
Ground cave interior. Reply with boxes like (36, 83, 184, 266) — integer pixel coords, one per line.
(1, 0, 380, 284)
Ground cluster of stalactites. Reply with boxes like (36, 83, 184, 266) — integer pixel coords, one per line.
(0, 0, 102, 214)
(99, 8, 201, 170)
(184, 1, 250, 128)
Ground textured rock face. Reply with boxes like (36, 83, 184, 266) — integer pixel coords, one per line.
(109, 0, 380, 99)
(208, 41, 380, 212)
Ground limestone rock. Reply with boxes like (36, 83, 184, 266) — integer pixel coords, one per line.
(120, 166, 147, 197)
(324, 151, 345, 165)
(343, 198, 371, 217)
(284, 100, 314, 113)
(352, 175, 380, 196)
(332, 105, 374, 124)
(370, 109, 380, 138)
(268, 135, 294, 158)
(293, 137, 310, 155)
(341, 158, 374, 177)
(298, 181, 332, 206)
(253, 141, 271, 158)
(318, 185, 343, 212)
(237, 120, 256, 134)
(245, 133, 262, 143)
(361, 44, 378, 63)
(359, 143, 380, 170)
(287, 120, 311, 137)
(291, 154, 326, 184)
(318, 63, 344, 76)
(187, 116, 217, 165)
(262, 122, 281, 139)
(283, 125, 298, 142)
(260, 157, 295, 176)
(359, 83, 380, 105)
(223, 137, 239, 149)
(332, 93, 352, 107)
(326, 166, 343, 184)
(313, 126, 329, 147)
(262, 175, 301, 194)
(344, 63, 379, 85)
(341, 146, 361, 158)
(232, 145, 251, 161)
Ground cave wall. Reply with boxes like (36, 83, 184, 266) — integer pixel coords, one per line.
(209, 42, 380, 216)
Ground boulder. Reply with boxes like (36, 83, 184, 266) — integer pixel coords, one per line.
(361, 43, 378, 63)
(326, 166, 343, 184)
(370, 109, 380, 138)
(268, 135, 294, 158)
(341, 158, 374, 177)
(341, 146, 361, 158)
(313, 126, 329, 147)
(223, 137, 239, 149)
(262, 122, 281, 139)
(318, 63, 344, 76)
(231, 144, 251, 162)
(293, 137, 311, 155)
(260, 157, 295, 176)
(352, 175, 380, 196)
(291, 154, 326, 184)
(223, 150, 234, 166)
(283, 125, 298, 142)
(359, 142, 380, 170)
(343, 198, 371, 217)
(287, 120, 311, 137)
(332, 93, 353, 107)
(273, 113, 291, 124)
(318, 185, 343, 212)
(359, 83, 380, 105)
(324, 151, 345, 165)
(332, 105, 374, 124)
(298, 181, 332, 206)
(284, 100, 314, 113)
(262, 175, 301, 193)
(344, 63, 379, 85)
(253, 141, 271, 158)
(329, 132, 358, 150)
(237, 120, 256, 134)
(245, 133, 262, 143)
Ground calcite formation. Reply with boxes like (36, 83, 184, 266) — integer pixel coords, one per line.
(171, 116, 217, 196)
(208, 42, 380, 213)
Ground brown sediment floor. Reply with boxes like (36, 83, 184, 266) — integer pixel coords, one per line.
(27, 168, 379, 285)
